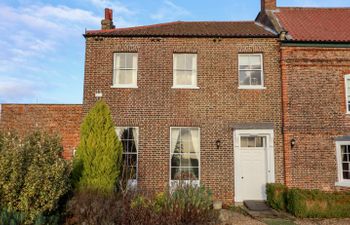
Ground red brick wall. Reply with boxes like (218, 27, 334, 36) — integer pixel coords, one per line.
(0, 104, 83, 160)
(281, 46, 350, 191)
(83, 36, 283, 203)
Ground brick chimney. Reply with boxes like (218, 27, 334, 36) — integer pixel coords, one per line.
(261, 0, 277, 11)
(101, 8, 115, 30)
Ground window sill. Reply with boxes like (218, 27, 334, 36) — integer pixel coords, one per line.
(335, 181, 350, 187)
(111, 85, 138, 89)
(238, 86, 266, 90)
(170, 180, 200, 190)
(171, 86, 200, 90)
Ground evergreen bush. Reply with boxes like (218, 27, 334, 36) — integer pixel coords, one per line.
(72, 100, 123, 192)
(0, 131, 71, 224)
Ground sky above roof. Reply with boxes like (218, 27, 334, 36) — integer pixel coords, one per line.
(0, 0, 349, 104)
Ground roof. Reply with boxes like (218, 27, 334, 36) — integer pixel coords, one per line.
(85, 21, 277, 38)
(273, 7, 350, 42)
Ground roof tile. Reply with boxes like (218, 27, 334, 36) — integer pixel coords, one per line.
(274, 8, 350, 42)
(85, 21, 276, 38)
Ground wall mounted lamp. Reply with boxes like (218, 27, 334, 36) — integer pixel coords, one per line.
(291, 138, 296, 148)
(216, 140, 221, 149)
(95, 90, 103, 100)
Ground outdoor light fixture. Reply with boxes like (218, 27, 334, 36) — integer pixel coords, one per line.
(216, 140, 221, 149)
(95, 90, 103, 99)
(291, 138, 296, 148)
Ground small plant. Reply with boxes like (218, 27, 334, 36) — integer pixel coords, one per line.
(65, 188, 121, 225)
(126, 185, 218, 225)
(0, 209, 59, 225)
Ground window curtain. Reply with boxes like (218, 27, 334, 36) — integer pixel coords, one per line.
(190, 128, 200, 179)
(132, 128, 138, 151)
(132, 54, 138, 83)
(191, 55, 197, 85)
(171, 128, 180, 153)
(190, 129, 200, 156)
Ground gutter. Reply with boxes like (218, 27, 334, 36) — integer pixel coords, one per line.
(281, 41, 350, 48)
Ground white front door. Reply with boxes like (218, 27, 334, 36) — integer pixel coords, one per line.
(234, 129, 275, 202)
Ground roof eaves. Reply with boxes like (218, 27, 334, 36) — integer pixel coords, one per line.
(84, 33, 277, 38)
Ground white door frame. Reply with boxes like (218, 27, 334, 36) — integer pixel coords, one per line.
(233, 129, 275, 202)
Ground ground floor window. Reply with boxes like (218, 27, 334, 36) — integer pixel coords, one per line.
(170, 127, 200, 186)
(336, 142, 350, 187)
(116, 127, 138, 184)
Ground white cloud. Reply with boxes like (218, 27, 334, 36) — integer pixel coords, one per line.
(0, 76, 42, 102)
(151, 0, 190, 21)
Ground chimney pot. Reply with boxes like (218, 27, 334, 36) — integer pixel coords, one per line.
(261, 0, 277, 11)
(105, 8, 113, 20)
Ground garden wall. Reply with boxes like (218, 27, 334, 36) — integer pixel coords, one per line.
(0, 104, 83, 159)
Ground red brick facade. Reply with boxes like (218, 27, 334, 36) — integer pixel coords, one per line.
(281, 46, 350, 191)
(1, 0, 349, 204)
(0, 104, 82, 159)
(83, 36, 283, 203)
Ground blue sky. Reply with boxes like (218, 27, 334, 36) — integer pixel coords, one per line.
(0, 0, 349, 103)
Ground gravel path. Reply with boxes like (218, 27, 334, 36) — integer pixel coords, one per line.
(219, 209, 265, 225)
(219, 209, 350, 225)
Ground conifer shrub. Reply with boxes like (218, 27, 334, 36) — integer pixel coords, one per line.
(72, 100, 123, 193)
(0, 131, 71, 224)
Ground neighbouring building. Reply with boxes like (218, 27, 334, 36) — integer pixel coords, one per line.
(1, 0, 349, 203)
(257, 4, 350, 191)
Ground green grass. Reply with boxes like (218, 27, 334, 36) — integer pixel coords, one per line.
(263, 218, 296, 225)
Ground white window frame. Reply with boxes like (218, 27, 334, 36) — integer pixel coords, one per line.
(172, 54, 199, 89)
(116, 127, 139, 187)
(112, 53, 138, 88)
(335, 141, 350, 187)
(238, 53, 265, 89)
(344, 75, 350, 114)
(169, 127, 200, 189)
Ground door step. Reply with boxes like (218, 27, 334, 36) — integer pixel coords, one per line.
(243, 201, 270, 211)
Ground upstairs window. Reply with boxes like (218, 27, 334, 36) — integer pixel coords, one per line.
(345, 75, 350, 113)
(173, 54, 198, 88)
(238, 54, 264, 89)
(113, 53, 138, 88)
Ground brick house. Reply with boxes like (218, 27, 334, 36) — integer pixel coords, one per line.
(257, 1, 350, 192)
(1, 0, 349, 204)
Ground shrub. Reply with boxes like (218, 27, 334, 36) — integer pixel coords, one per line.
(266, 183, 350, 218)
(126, 185, 219, 225)
(287, 188, 350, 218)
(266, 183, 287, 210)
(0, 131, 71, 223)
(65, 189, 121, 225)
(72, 100, 123, 193)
